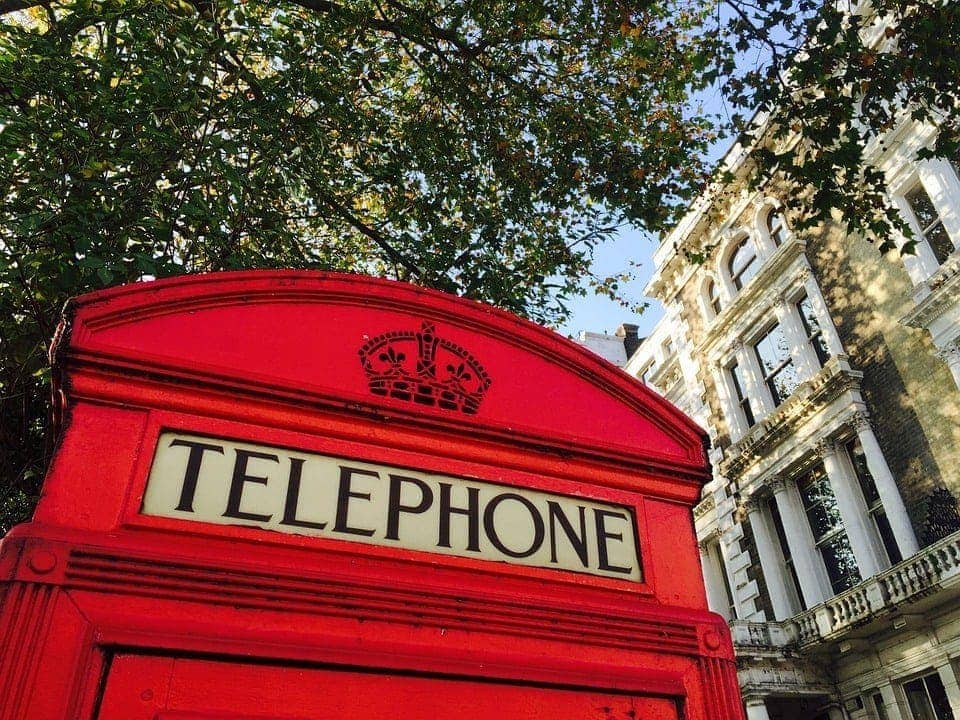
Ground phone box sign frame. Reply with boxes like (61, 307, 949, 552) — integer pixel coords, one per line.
(0, 271, 744, 720)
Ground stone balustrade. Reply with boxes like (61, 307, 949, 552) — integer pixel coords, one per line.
(729, 529, 960, 652)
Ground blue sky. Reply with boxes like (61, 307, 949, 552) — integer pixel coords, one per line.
(555, 226, 664, 341)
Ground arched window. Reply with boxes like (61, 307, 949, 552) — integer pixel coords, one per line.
(727, 237, 758, 291)
(766, 208, 788, 247)
(706, 279, 722, 316)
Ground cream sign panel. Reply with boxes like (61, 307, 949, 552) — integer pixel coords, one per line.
(142, 432, 643, 581)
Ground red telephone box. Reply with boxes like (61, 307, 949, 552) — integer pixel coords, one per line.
(0, 271, 744, 720)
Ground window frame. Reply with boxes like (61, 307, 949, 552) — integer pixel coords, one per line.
(727, 236, 759, 292)
(752, 321, 803, 407)
(640, 362, 656, 386)
(903, 180, 955, 266)
(902, 671, 955, 720)
(708, 279, 722, 316)
(795, 291, 831, 368)
(726, 359, 756, 428)
(764, 207, 789, 247)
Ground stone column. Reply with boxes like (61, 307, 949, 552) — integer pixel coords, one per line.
(771, 477, 828, 607)
(850, 413, 920, 557)
(746, 495, 800, 619)
(818, 438, 885, 579)
(744, 695, 772, 720)
(699, 540, 732, 620)
(936, 661, 960, 717)
(876, 682, 907, 720)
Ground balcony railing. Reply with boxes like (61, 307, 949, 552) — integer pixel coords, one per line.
(730, 528, 960, 650)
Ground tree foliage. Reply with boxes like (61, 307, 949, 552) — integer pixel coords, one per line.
(718, 0, 960, 250)
(1, 0, 959, 531)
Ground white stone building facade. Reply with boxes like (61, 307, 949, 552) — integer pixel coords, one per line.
(615, 118, 960, 720)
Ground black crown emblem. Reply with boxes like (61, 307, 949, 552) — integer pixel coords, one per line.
(359, 322, 492, 415)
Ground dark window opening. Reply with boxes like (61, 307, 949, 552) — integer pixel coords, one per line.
(905, 183, 955, 266)
(728, 361, 756, 427)
(798, 466, 861, 595)
(796, 293, 831, 367)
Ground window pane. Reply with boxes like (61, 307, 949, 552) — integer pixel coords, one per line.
(797, 294, 831, 365)
(927, 221, 955, 265)
(768, 361, 803, 405)
(906, 183, 956, 265)
(905, 678, 937, 720)
(799, 469, 844, 540)
(754, 324, 791, 375)
(874, 510, 903, 565)
(905, 674, 957, 720)
(820, 532, 861, 593)
(729, 362, 756, 426)
(906, 184, 940, 231)
(925, 673, 956, 720)
(847, 440, 880, 505)
(708, 280, 722, 315)
(753, 322, 802, 405)
(641, 364, 655, 385)
(729, 239, 758, 290)
(798, 467, 861, 593)
(767, 210, 788, 246)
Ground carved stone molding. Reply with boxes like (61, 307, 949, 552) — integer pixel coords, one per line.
(741, 491, 769, 513)
(816, 438, 839, 459)
(936, 341, 960, 367)
(849, 411, 871, 432)
(768, 476, 790, 495)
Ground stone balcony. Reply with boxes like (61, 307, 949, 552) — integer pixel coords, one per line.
(730, 528, 960, 652)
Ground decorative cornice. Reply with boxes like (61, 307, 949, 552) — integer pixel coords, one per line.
(719, 357, 862, 478)
(902, 253, 960, 329)
(648, 353, 683, 391)
(694, 493, 718, 519)
(936, 342, 960, 367)
(699, 241, 811, 361)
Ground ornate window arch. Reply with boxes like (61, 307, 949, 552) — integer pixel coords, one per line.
(700, 275, 722, 320)
(726, 234, 759, 292)
(761, 203, 789, 247)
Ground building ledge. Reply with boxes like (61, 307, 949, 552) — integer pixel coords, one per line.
(902, 251, 960, 331)
(698, 239, 808, 359)
(719, 355, 862, 477)
(729, 528, 960, 653)
(647, 352, 681, 392)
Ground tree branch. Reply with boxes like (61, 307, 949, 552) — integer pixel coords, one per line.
(0, 0, 41, 15)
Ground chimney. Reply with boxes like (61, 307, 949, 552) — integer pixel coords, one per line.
(615, 323, 640, 360)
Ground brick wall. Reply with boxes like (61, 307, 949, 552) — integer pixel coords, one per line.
(805, 219, 960, 538)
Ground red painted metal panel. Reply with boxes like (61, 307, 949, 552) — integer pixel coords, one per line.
(0, 272, 743, 720)
(97, 654, 683, 719)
